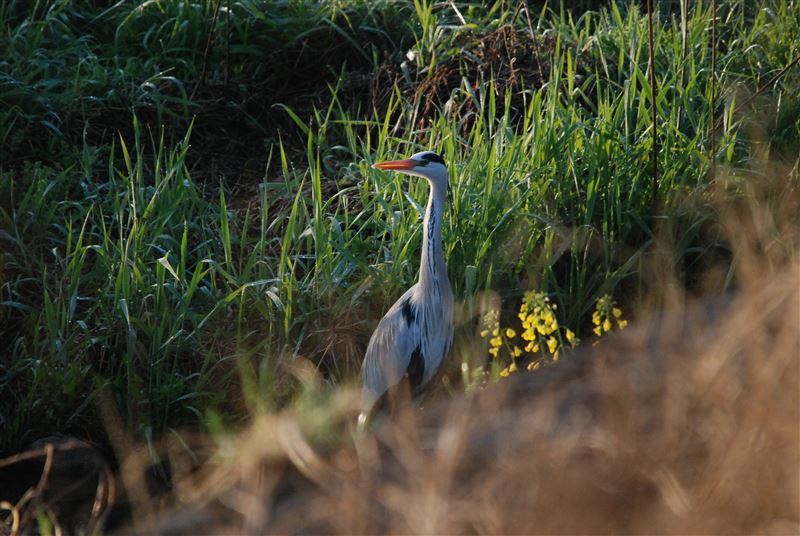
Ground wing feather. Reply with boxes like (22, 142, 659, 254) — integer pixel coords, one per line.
(360, 286, 421, 413)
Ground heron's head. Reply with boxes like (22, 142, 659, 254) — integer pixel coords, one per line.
(372, 150, 448, 189)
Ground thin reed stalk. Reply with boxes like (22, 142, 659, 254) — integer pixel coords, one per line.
(647, 0, 659, 217)
(710, 0, 717, 181)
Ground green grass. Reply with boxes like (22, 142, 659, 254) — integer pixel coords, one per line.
(1, 0, 798, 456)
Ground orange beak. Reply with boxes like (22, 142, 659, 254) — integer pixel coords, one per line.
(372, 159, 417, 170)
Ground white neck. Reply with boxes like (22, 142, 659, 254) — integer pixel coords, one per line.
(419, 180, 447, 290)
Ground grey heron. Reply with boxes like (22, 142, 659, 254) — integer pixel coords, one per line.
(358, 150, 455, 428)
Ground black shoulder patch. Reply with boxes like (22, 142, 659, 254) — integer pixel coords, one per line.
(421, 152, 445, 165)
(401, 298, 416, 326)
(407, 345, 425, 393)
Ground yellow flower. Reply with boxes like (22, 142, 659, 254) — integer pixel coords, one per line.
(527, 361, 540, 371)
(522, 328, 535, 341)
(499, 362, 517, 377)
(480, 329, 489, 338)
(546, 336, 558, 354)
(593, 295, 625, 336)
(489, 347, 499, 357)
(491, 328, 499, 337)
(513, 345, 522, 357)
(593, 326, 602, 336)
(490, 336, 502, 347)
(565, 329, 575, 344)
(553, 349, 559, 361)
(506, 328, 516, 338)
(525, 341, 539, 353)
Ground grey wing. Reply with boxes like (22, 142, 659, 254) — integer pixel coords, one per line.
(360, 287, 421, 413)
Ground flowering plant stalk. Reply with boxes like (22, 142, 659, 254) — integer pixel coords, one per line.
(480, 292, 627, 378)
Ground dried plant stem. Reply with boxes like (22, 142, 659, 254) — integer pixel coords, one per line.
(0, 501, 20, 535)
(192, 0, 223, 100)
(713, 52, 800, 133)
(677, 0, 689, 130)
(225, 0, 231, 88)
(647, 0, 659, 217)
(710, 0, 717, 182)
(522, 0, 546, 85)
(680, 0, 688, 58)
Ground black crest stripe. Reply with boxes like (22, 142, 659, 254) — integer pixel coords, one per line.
(428, 200, 436, 274)
(421, 152, 445, 165)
